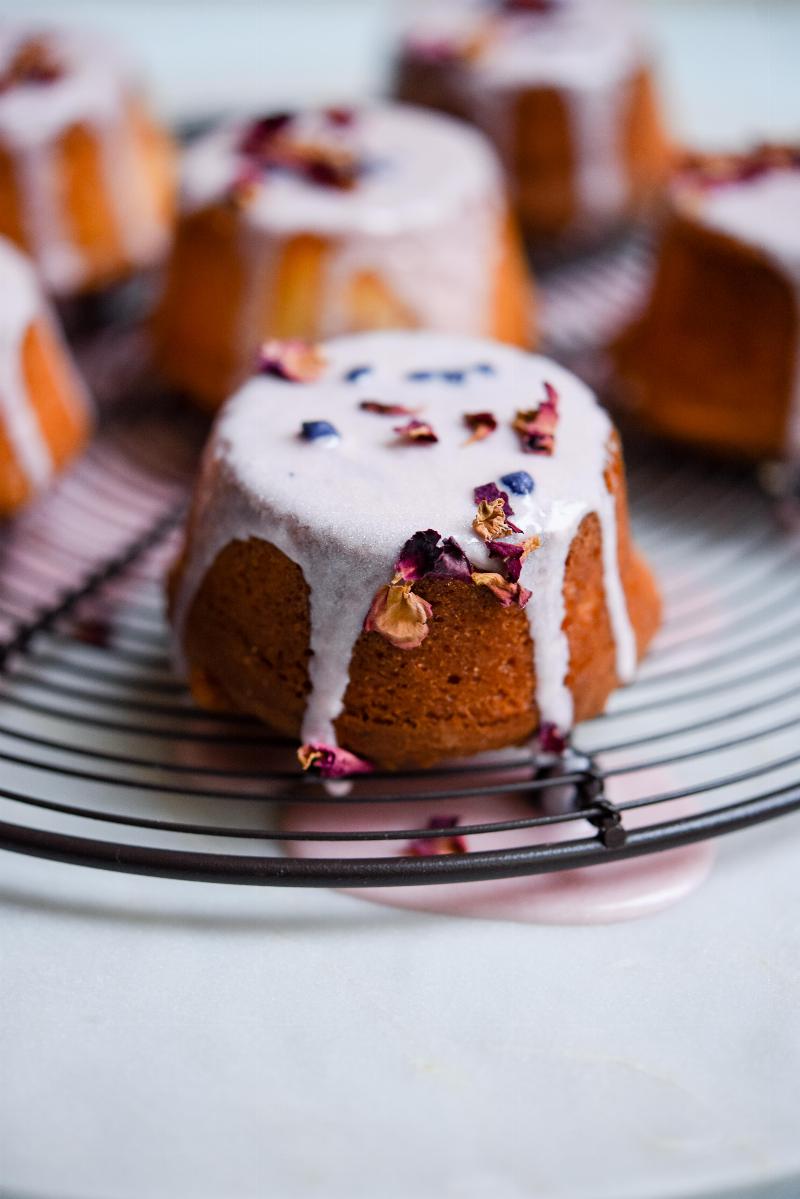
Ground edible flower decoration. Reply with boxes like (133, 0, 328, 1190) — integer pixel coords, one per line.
(394, 418, 438, 445)
(513, 382, 560, 455)
(0, 38, 62, 93)
(408, 816, 467, 857)
(360, 399, 420, 417)
(364, 530, 473, 650)
(471, 571, 531, 608)
(538, 723, 569, 755)
(472, 482, 522, 542)
(487, 534, 541, 581)
(236, 109, 364, 193)
(301, 420, 339, 443)
(502, 0, 558, 13)
(298, 743, 374, 779)
(501, 470, 534, 497)
(464, 411, 497, 445)
(258, 339, 326, 382)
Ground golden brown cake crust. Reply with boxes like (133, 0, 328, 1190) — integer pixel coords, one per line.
(173, 436, 660, 769)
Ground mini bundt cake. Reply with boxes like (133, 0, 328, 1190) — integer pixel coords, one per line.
(613, 147, 800, 461)
(0, 237, 91, 515)
(0, 26, 175, 296)
(169, 331, 660, 770)
(155, 104, 533, 411)
(394, 0, 672, 244)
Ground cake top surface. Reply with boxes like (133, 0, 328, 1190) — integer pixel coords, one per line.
(0, 26, 131, 147)
(201, 331, 613, 566)
(686, 155, 800, 277)
(401, 0, 641, 87)
(180, 104, 503, 236)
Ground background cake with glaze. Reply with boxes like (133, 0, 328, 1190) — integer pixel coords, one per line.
(0, 236, 91, 515)
(155, 104, 532, 411)
(613, 147, 800, 461)
(394, 0, 672, 245)
(0, 25, 176, 297)
(169, 331, 660, 769)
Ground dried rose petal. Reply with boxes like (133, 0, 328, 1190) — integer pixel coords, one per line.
(364, 579, 433, 650)
(258, 339, 326, 382)
(464, 411, 497, 445)
(0, 38, 63, 93)
(360, 399, 420, 417)
(487, 534, 541, 581)
(538, 722, 569, 755)
(473, 498, 519, 543)
(503, 0, 558, 12)
(473, 482, 516, 520)
(513, 382, 560, 455)
(297, 742, 374, 779)
(239, 112, 294, 157)
(408, 816, 467, 857)
(429, 537, 474, 583)
(471, 571, 531, 608)
(326, 107, 356, 127)
(394, 419, 439, 445)
(395, 529, 441, 582)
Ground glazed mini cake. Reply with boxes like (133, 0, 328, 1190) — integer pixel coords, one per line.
(394, 0, 672, 243)
(169, 331, 660, 771)
(614, 147, 800, 461)
(155, 104, 533, 411)
(0, 26, 175, 296)
(0, 237, 91, 515)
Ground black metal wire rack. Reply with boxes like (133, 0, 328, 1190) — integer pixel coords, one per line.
(1, 241, 799, 888)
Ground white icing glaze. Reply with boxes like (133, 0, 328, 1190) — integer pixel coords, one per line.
(172, 331, 637, 747)
(179, 105, 505, 339)
(0, 238, 60, 491)
(694, 168, 800, 455)
(0, 26, 169, 294)
(401, 0, 643, 230)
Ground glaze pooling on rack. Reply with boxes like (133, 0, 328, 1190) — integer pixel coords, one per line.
(171, 331, 637, 746)
(0, 239, 57, 489)
(179, 105, 503, 338)
(691, 166, 800, 455)
(400, 0, 642, 231)
(0, 26, 168, 294)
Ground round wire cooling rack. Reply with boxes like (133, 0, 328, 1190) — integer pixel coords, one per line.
(1, 241, 800, 887)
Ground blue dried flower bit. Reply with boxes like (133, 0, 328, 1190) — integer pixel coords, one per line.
(343, 364, 372, 383)
(443, 370, 466, 383)
(406, 370, 434, 382)
(301, 420, 339, 442)
(473, 362, 496, 376)
(501, 470, 535, 496)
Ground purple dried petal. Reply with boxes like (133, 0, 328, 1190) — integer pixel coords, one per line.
(240, 112, 294, 156)
(473, 482, 514, 517)
(360, 400, 420, 416)
(395, 530, 442, 582)
(297, 742, 374, 779)
(394, 419, 438, 445)
(487, 539, 526, 581)
(429, 537, 474, 583)
(408, 816, 467, 857)
(538, 723, 569, 755)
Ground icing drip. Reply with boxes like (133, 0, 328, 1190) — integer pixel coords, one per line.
(180, 105, 504, 339)
(0, 28, 168, 293)
(0, 238, 53, 489)
(172, 332, 637, 746)
(401, 0, 642, 231)
(696, 168, 800, 456)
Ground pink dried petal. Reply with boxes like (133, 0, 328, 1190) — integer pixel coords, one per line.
(359, 400, 421, 417)
(473, 482, 517, 522)
(471, 571, 531, 608)
(408, 816, 467, 857)
(258, 339, 326, 382)
(394, 419, 439, 445)
(0, 38, 63, 93)
(239, 112, 294, 157)
(297, 743, 374, 779)
(326, 107, 356, 127)
(364, 580, 433, 650)
(487, 535, 541, 581)
(395, 530, 442, 582)
(428, 537, 474, 583)
(464, 411, 497, 444)
(538, 723, 569, 755)
(513, 382, 560, 456)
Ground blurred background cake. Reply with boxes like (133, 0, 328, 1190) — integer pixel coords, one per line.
(614, 147, 800, 460)
(0, 236, 90, 515)
(0, 24, 175, 296)
(155, 104, 532, 410)
(393, 0, 672, 245)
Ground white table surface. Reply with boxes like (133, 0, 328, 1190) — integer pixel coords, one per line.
(1, 3, 799, 1198)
